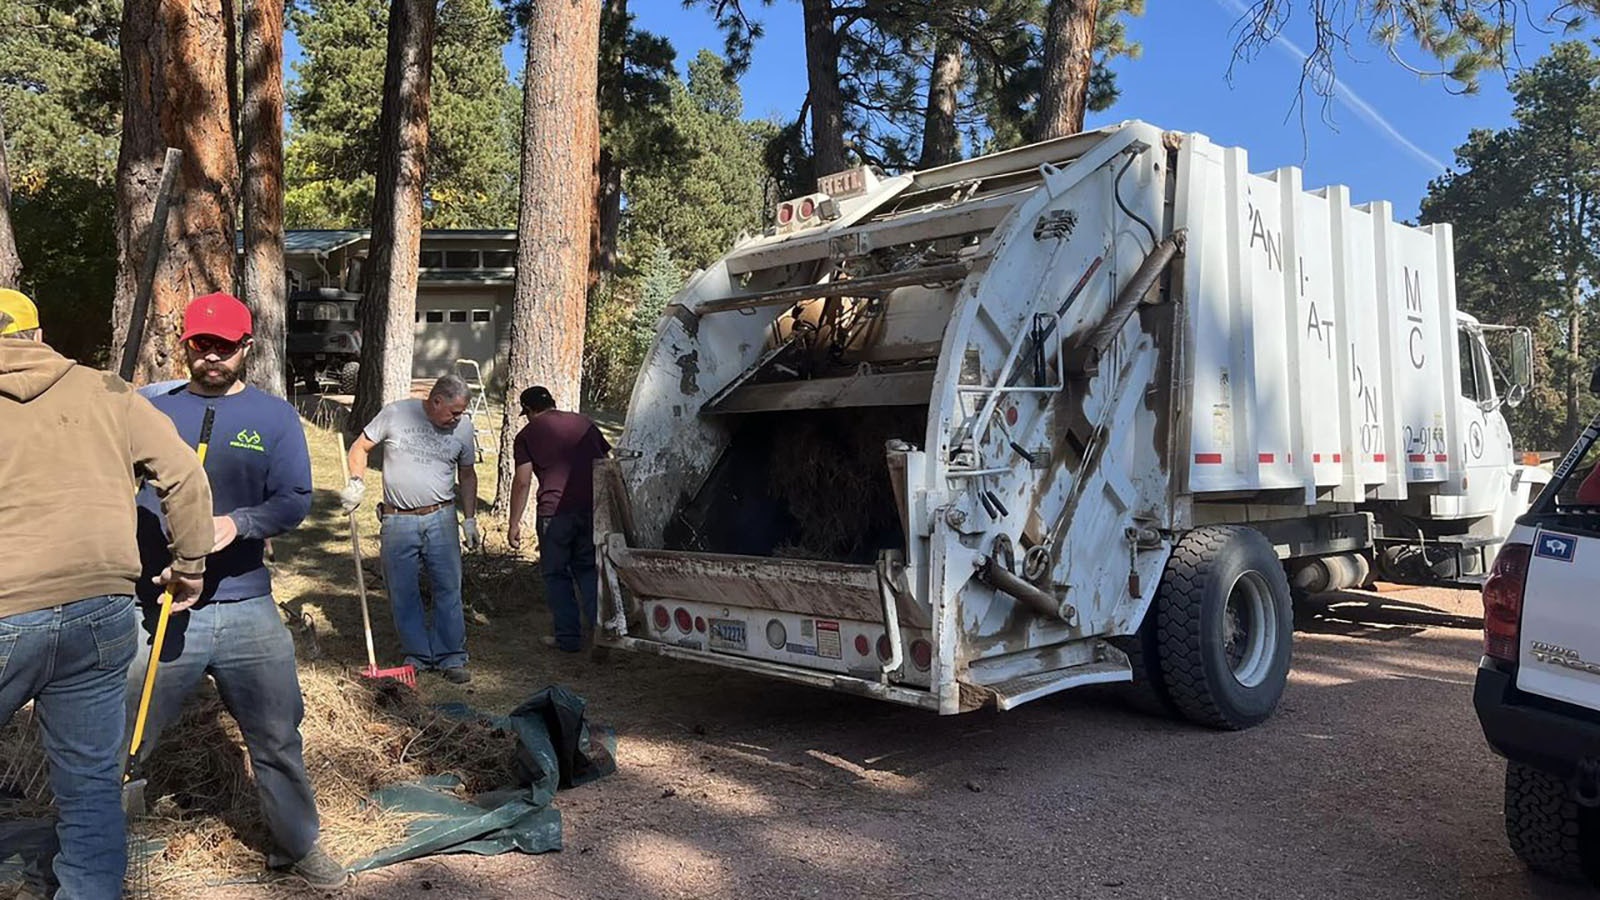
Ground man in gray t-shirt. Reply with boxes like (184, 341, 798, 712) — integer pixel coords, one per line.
(341, 375, 480, 683)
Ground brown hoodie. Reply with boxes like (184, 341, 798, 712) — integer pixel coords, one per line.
(0, 339, 213, 617)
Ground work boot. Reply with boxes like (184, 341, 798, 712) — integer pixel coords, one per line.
(286, 845, 349, 890)
(442, 666, 471, 684)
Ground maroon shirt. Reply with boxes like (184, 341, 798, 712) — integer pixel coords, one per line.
(512, 410, 612, 516)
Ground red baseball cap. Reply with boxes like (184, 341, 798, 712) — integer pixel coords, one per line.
(180, 292, 253, 342)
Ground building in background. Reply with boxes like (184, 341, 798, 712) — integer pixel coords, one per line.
(270, 229, 516, 387)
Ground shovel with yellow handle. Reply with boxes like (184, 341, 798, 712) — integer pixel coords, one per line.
(122, 403, 215, 816)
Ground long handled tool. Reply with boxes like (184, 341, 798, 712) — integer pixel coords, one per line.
(339, 433, 416, 687)
(117, 147, 183, 384)
(123, 404, 215, 816)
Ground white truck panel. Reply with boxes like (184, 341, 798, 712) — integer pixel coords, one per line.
(1180, 137, 1461, 498)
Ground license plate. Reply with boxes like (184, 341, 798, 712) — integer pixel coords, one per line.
(708, 618, 746, 652)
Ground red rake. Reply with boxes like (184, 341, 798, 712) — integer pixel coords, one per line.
(361, 662, 417, 688)
(340, 434, 417, 689)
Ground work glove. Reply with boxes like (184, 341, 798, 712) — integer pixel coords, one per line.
(339, 476, 366, 513)
(462, 517, 482, 552)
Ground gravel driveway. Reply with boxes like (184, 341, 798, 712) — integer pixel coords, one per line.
(222, 586, 1594, 900)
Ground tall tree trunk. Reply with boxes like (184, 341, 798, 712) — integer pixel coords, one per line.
(1034, 0, 1099, 141)
(594, 0, 626, 275)
(350, 0, 435, 432)
(595, 146, 622, 274)
(1565, 281, 1583, 447)
(241, 0, 286, 396)
(114, 0, 239, 384)
(918, 33, 963, 169)
(494, 0, 601, 509)
(801, 0, 847, 178)
(0, 101, 20, 290)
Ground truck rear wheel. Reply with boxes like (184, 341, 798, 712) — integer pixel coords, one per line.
(1154, 525, 1293, 730)
(1110, 615, 1176, 718)
(1505, 761, 1593, 882)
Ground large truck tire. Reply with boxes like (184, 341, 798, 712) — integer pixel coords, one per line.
(1109, 615, 1176, 719)
(338, 361, 360, 394)
(1154, 525, 1293, 730)
(1505, 761, 1592, 882)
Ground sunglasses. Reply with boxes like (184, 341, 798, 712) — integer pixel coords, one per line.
(185, 335, 248, 358)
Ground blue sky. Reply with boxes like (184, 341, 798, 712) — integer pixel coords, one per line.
(287, 2, 1582, 220)
(624, 1, 1572, 220)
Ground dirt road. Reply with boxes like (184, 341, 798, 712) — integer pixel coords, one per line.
(251, 584, 1590, 900)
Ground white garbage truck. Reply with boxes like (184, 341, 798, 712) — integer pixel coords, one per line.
(592, 120, 1545, 728)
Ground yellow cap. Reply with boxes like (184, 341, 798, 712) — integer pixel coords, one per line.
(0, 289, 39, 335)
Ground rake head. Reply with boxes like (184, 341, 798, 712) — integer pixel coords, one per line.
(361, 664, 417, 688)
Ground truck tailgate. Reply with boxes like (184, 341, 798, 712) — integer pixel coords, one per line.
(1517, 526, 1600, 707)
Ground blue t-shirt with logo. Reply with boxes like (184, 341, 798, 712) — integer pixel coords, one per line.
(135, 384, 313, 604)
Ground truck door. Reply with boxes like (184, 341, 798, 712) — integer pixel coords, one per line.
(1457, 326, 1515, 515)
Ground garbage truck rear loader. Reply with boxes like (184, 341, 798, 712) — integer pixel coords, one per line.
(593, 121, 1543, 727)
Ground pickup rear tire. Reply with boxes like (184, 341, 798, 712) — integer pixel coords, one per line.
(1505, 761, 1592, 882)
(338, 361, 360, 394)
(1154, 525, 1293, 730)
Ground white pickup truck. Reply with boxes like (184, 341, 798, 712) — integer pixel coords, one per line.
(1475, 368, 1600, 882)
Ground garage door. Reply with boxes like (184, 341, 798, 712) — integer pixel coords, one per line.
(414, 297, 497, 379)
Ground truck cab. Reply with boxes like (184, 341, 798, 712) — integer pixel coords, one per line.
(1474, 363, 1600, 883)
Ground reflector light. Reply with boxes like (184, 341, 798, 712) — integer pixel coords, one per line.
(652, 605, 670, 631)
(910, 639, 932, 671)
(854, 635, 871, 656)
(766, 619, 787, 650)
(674, 607, 693, 633)
(877, 634, 892, 661)
(695, 616, 706, 633)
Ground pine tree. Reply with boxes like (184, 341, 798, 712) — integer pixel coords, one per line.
(623, 51, 773, 271)
(633, 237, 680, 356)
(286, 0, 518, 229)
(494, 0, 601, 507)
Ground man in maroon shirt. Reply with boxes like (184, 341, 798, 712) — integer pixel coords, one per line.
(507, 386, 612, 652)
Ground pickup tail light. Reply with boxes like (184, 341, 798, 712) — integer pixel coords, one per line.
(1482, 543, 1531, 664)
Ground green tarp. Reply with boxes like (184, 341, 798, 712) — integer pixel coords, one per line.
(351, 684, 616, 871)
(0, 684, 616, 889)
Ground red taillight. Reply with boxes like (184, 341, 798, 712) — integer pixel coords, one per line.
(674, 607, 693, 633)
(910, 639, 932, 671)
(1483, 543, 1531, 663)
(799, 197, 816, 219)
(854, 635, 870, 657)
(777, 203, 794, 225)
(695, 616, 706, 633)
(652, 605, 670, 631)
(877, 634, 892, 661)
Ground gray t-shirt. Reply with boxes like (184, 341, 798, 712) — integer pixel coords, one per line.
(362, 399, 476, 509)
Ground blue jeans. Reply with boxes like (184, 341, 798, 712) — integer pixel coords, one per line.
(537, 512, 598, 652)
(379, 506, 467, 670)
(0, 594, 137, 900)
(123, 594, 320, 863)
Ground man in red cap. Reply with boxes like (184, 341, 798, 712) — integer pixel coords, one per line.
(127, 292, 347, 888)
